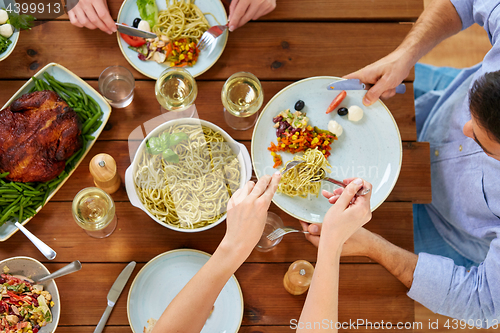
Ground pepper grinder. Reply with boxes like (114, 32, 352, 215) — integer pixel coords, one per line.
(283, 260, 315, 295)
(89, 153, 121, 194)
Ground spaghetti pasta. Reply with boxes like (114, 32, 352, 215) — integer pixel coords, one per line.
(153, 0, 212, 41)
(278, 148, 331, 198)
(134, 124, 240, 229)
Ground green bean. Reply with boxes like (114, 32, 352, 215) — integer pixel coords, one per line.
(62, 82, 89, 106)
(23, 190, 41, 196)
(65, 149, 82, 166)
(84, 135, 95, 141)
(0, 189, 19, 195)
(3, 196, 22, 213)
(89, 120, 102, 134)
(0, 205, 19, 224)
(7, 182, 22, 191)
(0, 172, 9, 178)
(82, 112, 101, 134)
(18, 183, 36, 191)
(18, 205, 23, 222)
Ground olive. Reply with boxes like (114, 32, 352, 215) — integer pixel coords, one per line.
(294, 100, 305, 111)
(337, 107, 348, 116)
(132, 18, 141, 28)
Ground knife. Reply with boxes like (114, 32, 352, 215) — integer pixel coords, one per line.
(116, 23, 157, 39)
(327, 79, 406, 94)
(94, 261, 136, 333)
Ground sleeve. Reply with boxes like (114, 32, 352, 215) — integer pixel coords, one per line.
(407, 236, 500, 328)
(449, 0, 490, 30)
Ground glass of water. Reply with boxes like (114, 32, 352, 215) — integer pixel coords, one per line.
(98, 66, 135, 108)
(255, 212, 284, 252)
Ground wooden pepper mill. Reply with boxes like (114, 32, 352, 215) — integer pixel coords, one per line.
(89, 153, 121, 194)
(283, 260, 315, 295)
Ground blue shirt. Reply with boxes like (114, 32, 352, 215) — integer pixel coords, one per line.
(407, 0, 500, 327)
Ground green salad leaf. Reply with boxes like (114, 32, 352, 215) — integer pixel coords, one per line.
(136, 0, 158, 29)
(0, 35, 12, 55)
(8, 12, 36, 30)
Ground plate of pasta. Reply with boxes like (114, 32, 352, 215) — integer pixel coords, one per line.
(116, 0, 228, 79)
(125, 117, 252, 232)
(251, 76, 402, 224)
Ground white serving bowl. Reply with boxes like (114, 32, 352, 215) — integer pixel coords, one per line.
(0, 256, 61, 333)
(125, 118, 252, 233)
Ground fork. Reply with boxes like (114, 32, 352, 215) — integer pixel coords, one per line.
(197, 24, 228, 51)
(267, 226, 309, 241)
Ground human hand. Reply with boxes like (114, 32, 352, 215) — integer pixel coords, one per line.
(68, 0, 117, 34)
(228, 0, 276, 31)
(344, 50, 413, 106)
(300, 221, 372, 257)
(223, 172, 281, 258)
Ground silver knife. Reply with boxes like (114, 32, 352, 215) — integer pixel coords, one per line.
(327, 79, 406, 94)
(94, 261, 136, 333)
(116, 23, 157, 39)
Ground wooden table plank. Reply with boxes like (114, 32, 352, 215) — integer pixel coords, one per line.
(1, 201, 413, 263)
(49, 0, 423, 22)
(0, 80, 418, 142)
(39, 140, 429, 203)
(44, 263, 412, 326)
(0, 22, 414, 81)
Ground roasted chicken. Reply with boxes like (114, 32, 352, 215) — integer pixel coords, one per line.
(0, 90, 82, 183)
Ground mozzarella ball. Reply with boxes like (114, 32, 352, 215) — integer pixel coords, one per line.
(328, 120, 343, 137)
(0, 24, 13, 38)
(348, 105, 364, 122)
(0, 10, 8, 25)
(138, 20, 151, 32)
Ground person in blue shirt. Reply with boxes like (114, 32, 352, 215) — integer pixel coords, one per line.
(301, 0, 500, 328)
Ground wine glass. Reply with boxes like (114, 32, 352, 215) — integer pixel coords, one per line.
(222, 72, 264, 130)
(155, 67, 198, 119)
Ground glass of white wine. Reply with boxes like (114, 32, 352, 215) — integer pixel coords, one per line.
(222, 72, 264, 130)
(72, 187, 117, 238)
(155, 67, 198, 119)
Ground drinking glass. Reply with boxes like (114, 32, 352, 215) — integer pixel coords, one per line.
(255, 212, 284, 252)
(98, 66, 135, 108)
(222, 72, 264, 130)
(155, 67, 198, 119)
(72, 187, 117, 238)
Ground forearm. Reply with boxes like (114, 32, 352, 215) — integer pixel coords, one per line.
(152, 243, 245, 333)
(364, 232, 418, 289)
(298, 235, 343, 332)
(395, 0, 462, 66)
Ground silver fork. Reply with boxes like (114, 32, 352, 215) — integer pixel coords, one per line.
(267, 226, 309, 241)
(197, 24, 228, 51)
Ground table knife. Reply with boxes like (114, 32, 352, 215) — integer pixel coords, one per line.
(94, 261, 136, 333)
(327, 79, 406, 94)
(115, 23, 157, 39)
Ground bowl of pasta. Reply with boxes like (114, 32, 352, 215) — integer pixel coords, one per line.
(125, 118, 252, 232)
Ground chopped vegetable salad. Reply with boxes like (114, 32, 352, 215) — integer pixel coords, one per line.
(0, 274, 54, 333)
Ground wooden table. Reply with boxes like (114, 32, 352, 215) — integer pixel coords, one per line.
(0, 0, 429, 331)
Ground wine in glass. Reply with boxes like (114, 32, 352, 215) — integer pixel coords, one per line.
(155, 67, 198, 118)
(222, 72, 264, 130)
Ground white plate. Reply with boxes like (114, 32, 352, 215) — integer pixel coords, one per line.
(116, 0, 228, 79)
(0, 63, 112, 241)
(0, 0, 20, 62)
(127, 249, 243, 333)
(251, 76, 402, 223)
(0, 256, 60, 333)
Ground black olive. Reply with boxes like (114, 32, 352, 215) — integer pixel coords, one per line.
(294, 100, 305, 111)
(337, 107, 348, 116)
(132, 18, 141, 28)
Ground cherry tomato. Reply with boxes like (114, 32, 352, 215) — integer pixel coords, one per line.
(326, 90, 347, 114)
(120, 33, 146, 47)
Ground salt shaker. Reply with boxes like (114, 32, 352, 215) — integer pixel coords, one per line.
(283, 260, 315, 295)
(89, 153, 121, 194)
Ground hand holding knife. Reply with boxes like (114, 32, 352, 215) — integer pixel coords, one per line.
(94, 261, 136, 333)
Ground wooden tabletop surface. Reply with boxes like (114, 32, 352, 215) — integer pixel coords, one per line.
(0, 0, 428, 332)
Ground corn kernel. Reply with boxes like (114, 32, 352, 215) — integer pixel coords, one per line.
(188, 53, 193, 59)
(296, 123, 302, 128)
(281, 144, 285, 148)
(50, 301, 54, 307)
(271, 152, 276, 156)
(170, 62, 175, 67)
(291, 135, 297, 140)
